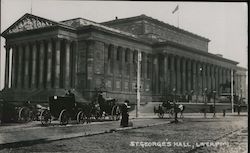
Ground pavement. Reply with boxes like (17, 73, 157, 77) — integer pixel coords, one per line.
(0, 117, 170, 148)
(0, 112, 247, 149)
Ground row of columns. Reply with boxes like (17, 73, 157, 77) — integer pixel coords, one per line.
(102, 44, 235, 96)
(4, 39, 235, 97)
(157, 53, 235, 96)
(4, 38, 76, 90)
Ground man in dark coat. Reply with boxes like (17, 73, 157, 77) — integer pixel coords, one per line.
(120, 100, 130, 127)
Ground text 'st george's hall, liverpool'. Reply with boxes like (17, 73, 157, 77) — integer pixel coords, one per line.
(0, 13, 246, 104)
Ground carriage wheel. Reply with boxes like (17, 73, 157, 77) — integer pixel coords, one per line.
(18, 107, 31, 122)
(158, 112, 164, 118)
(76, 111, 86, 124)
(40, 109, 51, 126)
(111, 105, 121, 121)
(59, 109, 69, 125)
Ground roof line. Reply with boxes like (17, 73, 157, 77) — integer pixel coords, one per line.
(155, 41, 238, 65)
(102, 14, 210, 42)
(1, 13, 75, 37)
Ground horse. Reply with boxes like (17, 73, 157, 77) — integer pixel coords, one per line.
(161, 101, 185, 119)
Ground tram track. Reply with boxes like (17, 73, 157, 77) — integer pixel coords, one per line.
(186, 127, 246, 153)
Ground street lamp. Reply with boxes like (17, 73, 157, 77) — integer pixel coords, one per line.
(172, 88, 178, 123)
(213, 90, 216, 117)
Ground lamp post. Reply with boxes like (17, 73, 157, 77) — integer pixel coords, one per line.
(173, 88, 178, 123)
(136, 51, 142, 118)
(213, 90, 216, 117)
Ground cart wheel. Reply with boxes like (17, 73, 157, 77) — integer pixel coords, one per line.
(111, 105, 121, 121)
(40, 109, 51, 126)
(59, 109, 69, 125)
(169, 109, 174, 119)
(77, 111, 85, 124)
(18, 107, 31, 122)
(158, 112, 164, 118)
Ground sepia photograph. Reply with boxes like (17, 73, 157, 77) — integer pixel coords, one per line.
(0, 1, 248, 153)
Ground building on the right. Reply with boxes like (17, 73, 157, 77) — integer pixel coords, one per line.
(234, 66, 248, 105)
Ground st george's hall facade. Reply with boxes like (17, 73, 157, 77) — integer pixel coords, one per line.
(0, 13, 246, 104)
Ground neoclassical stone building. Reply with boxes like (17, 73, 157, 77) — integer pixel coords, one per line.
(0, 13, 246, 103)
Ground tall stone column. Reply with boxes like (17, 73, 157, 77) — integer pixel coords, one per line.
(217, 67, 221, 94)
(211, 65, 215, 91)
(154, 55, 159, 94)
(143, 52, 147, 80)
(202, 63, 206, 90)
(227, 69, 231, 83)
(54, 39, 61, 88)
(31, 42, 37, 88)
(207, 64, 211, 92)
(113, 46, 118, 90)
(39, 40, 45, 88)
(45, 39, 53, 88)
(196, 62, 201, 95)
(170, 55, 176, 92)
(222, 68, 226, 84)
(4, 46, 10, 88)
(104, 43, 109, 76)
(187, 59, 191, 92)
(11, 46, 17, 88)
(17, 45, 24, 88)
(218, 67, 222, 94)
(24, 43, 30, 89)
(121, 47, 126, 91)
(73, 41, 78, 88)
(181, 58, 186, 94)
(192, 61, 197, 92)
(176, 56, 181, 94)
(163, 54, 168, 94)
(215, 66, 219, 93)
(64, 40, 71, 89)
(129, 50, 134, 92)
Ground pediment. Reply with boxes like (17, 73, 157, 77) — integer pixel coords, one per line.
(4, 14, 57, 35)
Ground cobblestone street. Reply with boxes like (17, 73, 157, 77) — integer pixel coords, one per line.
(0, 114, 247, 153)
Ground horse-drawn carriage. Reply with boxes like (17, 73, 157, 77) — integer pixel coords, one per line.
(93, 94, 121, 121)
(40, 92, 121, 126)
(40, 95, 91, 125)
(154, 101, 185, 119)
(0, 99, 39, 124)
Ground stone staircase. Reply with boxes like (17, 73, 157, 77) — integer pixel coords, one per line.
(129, 101, 234, 114)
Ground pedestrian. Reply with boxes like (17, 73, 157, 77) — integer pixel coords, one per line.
(120, 100, 130, 127)
(237, 103, 241, 115)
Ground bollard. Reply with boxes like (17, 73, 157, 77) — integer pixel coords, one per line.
(223, 109, 226, 117)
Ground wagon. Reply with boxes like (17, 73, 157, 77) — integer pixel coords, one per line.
(93, 94, 121, 121)
(40, 96, 90, 126)
(154, 101, 185, 119)
(154, 103, 174, 119)
(0, 100, 36, 123)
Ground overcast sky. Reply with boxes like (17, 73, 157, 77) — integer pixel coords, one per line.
(0, 0, 248, 89)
